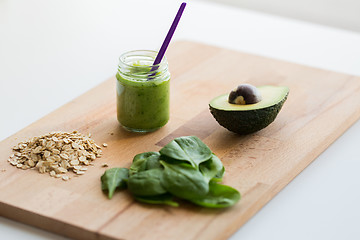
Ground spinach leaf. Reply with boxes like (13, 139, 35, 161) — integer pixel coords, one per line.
(212, 166, 225, 182)
(101, 168, 129, 199)
(129, 151, 161, 176)
(128, 168, 167, 196)
(134, 193, 179, 207)
(190, 181, 240, 208)
(199, 154, 224, 182)
(129, 158, 146, 176)
(145, 153, 162, 170)
(160, 161, 209, 200)
(100, 135, 240, 209)
(159, 136, 212, 169)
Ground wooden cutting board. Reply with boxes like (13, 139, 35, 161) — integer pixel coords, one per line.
(1, 41, 360, 240)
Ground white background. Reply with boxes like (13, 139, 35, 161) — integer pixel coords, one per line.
(205, 0, 360, 32)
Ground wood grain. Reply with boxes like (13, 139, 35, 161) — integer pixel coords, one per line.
(1, 41, 360, 240)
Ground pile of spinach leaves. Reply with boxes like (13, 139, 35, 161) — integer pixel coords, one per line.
(101, 136, 240, 208)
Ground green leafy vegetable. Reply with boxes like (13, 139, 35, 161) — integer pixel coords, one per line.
(159, 136, 212, 169)
(101, 136, 240, 208)
(145, 153, 162, 170)
(160, 161, 209, 200)
(129, 158, 146, 176)
(101, 168, 129, 199)
(134, 194, 179, 207)
(129, 151, 161, 176)
(199, 153, 224, 182)
(212, 166, 225, 182)
(128, 168, 167, 196)
(189, 181, 241, 208)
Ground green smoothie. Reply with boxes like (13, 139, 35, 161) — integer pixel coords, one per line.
(116, 51, 170, 132)
(116, 73, 169, 131)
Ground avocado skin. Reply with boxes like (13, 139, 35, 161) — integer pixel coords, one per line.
(209, 93, 288, 135)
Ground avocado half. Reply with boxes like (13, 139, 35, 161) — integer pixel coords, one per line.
(209, 86, 289, 134)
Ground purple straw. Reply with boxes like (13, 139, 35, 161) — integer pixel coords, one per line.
(149, 2, 186, 77)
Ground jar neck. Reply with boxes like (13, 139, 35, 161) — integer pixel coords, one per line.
(118, 50, 169, 82)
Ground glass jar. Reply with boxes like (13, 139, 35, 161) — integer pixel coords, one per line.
(116, 50, 170, 132)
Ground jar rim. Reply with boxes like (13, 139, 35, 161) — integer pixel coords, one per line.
(118, 50, 168, 68)
(117, 50, 170, 82)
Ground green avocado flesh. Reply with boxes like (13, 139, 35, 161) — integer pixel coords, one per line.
(209, 85, 289, 134)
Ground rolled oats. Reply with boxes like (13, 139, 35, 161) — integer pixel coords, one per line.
(62, 175, 69, 181)
(79, 156, 87, 162)
(101, 163, 109, 168)
(9, 131, 103, 180)
(50, 170, 56, 177)
(70, 160, 79, 166)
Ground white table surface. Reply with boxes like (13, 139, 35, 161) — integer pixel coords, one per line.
(1, 0, 360, 239)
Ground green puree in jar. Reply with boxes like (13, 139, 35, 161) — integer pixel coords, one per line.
(116, 64, 170, 132)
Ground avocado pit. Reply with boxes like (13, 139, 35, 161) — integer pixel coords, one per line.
(228, 84, 262, 105)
